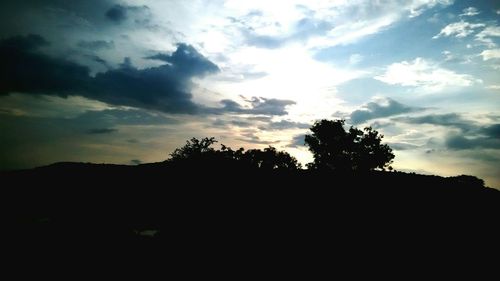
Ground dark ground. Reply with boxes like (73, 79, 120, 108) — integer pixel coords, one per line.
(2, 162, 500, 271)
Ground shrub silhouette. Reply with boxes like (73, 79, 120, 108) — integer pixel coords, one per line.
(305, 119, 394, 172)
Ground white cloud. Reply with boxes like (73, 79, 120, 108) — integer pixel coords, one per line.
(217, 0, 456, 49)
(459, 7, 480, 17)
(375, 58, 480, 92)
(475, 25, 500, 47)
(409, 0, 454, 18)
(433, 20, 485, 39)
(442, 50, 453, 61)
(349, 53, 364, 65)
(486, 85, 500, 90)
(480, 49, 500, 60)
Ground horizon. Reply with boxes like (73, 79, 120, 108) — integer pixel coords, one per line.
(0, 0, 499, 188)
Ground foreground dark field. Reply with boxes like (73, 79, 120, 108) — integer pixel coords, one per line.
(4, 162, 499, 245)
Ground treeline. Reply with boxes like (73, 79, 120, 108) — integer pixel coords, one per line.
(164, 119, 395, 173)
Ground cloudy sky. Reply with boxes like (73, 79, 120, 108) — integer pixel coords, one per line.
(0, 0, 499, 187)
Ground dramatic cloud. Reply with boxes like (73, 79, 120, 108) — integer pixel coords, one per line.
(90, 60, 211, 114)
(145, 44, 220, 77)
(394, 113, 475, 132)
(1, 0, 499, 187)
(433, 21, 485, 39)
(0, 35, 220, 114)
(375, 58, 479, 92)
(350, 98, 420, 124)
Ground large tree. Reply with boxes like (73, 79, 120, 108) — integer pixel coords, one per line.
(305, 119, 394, 172)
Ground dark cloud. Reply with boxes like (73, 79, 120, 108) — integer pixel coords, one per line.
(248, 116, 272, 122)
(145, 44, 220, 76)
(86, 128, 117, 134)
(75, 109, 178, 126)
(210, 97, 296, 116)
(387, 142, 420, 151)
(77, 40, 114, 50)
(90, 59, 201, 114)
(87, 43, 221, 112)
(394, 113, 475, 132)
(230, 120, 254, 127)
(247, 97, 296, 116)
(0, 34, 294, 117)
(85, 54, 109, 66)
(350, 98, 420, 124)
(0, 35, 219, 114)
(212, 118, 254, 128)
(0, 34, 91, 95)
(446, 134, 500, 150)
(213, 117, 308, 131)
(259, 120, 310, 131)
(237, 132, 279, 145)
(105, 5, 127, 23)
(105, 4, 150, 24)
(391, 112, 500, 150)
(480, 124, 500, 138)
(288, 134, 306, 148)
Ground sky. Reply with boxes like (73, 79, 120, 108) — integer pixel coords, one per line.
(0, 0, 499, 187)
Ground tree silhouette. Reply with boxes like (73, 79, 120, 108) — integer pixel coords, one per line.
(243, 146, 301, 170)
(305, 119, 394, 172)
(168, 137, 300, 170)
(169, 137, 217, 161)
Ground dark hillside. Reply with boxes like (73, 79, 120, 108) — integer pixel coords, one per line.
(3, 162, 499, 244)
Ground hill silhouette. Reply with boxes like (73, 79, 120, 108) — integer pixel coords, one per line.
(3, 159, 500, 272)
(4, 160, 499, 240)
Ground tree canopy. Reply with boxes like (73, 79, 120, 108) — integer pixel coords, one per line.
(305, 119, 394, 172)
(168, 137, 301, 170)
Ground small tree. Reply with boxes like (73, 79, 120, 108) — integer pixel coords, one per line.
(169, 137, 217, 161)
(243, 146, 301, 170)
(305, 119, 394, 172)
